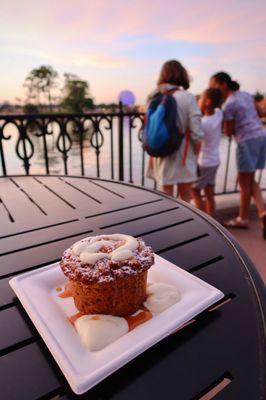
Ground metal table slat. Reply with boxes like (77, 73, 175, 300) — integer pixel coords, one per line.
(140, 219, 209, 251)
(0, 306, 33, 352)
(0, 343, 61, 400)
(13, 176, 77, 219)
(0, 178, 46, 227)
(159, 234, 225, 271)
(0, 200, 178, 255)
(89, 198, 178, 228)
(0, 219, 86, 254)
(65, 177, 128, 204)
(0, 230, 94, 278)
(0, 276, 17, 307)
(101, 208, 192, 236)
(34, 176, 98, 211)
(0, 217, 208, 279)
(89, 178, 161, 199)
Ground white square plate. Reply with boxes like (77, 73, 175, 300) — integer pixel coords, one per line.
(9, 254, 224, 394)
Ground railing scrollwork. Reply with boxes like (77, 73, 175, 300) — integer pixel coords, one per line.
(0, 111, 265, 195)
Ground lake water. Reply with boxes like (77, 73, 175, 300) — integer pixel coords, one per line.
(1, 119, 265, 194)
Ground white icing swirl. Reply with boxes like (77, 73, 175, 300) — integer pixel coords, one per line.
(144, 282, 181, 313)
(73, 234, 138, 264)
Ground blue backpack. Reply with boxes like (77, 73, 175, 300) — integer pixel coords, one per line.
(142, 92, 184, 157)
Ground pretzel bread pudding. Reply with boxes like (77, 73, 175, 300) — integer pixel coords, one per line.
(60, 234, 154, 316)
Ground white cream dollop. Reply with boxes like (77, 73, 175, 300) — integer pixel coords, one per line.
(74, 314, 129, 351)
(144, 282, 181, 313)
(73, 234, 138, 264)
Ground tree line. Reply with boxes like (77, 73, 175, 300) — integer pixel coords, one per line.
(23, 65, 94, 113)
(5, 64, 265, 115)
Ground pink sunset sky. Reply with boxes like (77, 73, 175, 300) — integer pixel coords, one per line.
(1, 0, 266, 104)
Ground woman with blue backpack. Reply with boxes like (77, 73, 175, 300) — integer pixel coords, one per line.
(145, 60, 203, 202)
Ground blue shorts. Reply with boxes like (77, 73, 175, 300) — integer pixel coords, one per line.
(236, 136, 266, 172)
(193, 165, 219, 190)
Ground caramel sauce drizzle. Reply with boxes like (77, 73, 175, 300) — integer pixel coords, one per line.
(68, 312, 84, 325)
(58, 282, 73, 298)
(125, 308, 152, 331)
(90, 315, 100, 320)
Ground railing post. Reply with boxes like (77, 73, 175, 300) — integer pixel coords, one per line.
(42, 119, 50, 175)
(0, 139, 7, 176)
(118, 101, 124, 181)
(223, 136, 232, 193)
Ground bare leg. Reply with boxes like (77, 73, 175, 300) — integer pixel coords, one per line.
(238, 172, 253, 220)
(178, 182, 192, 203)
(204, 185, 216, 217)
(162, 184, 174, 196)
(192, 188, 206, 211)
(252, 179, 266, 217)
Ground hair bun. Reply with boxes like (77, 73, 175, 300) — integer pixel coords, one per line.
(230, 80, 240, 91)
(211, 72, 240, 91)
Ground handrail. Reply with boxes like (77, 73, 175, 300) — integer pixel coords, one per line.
(0, 111, 265, 194)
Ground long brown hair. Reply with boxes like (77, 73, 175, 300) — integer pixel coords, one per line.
(157, 60, 190, 89)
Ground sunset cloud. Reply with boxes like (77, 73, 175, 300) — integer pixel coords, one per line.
(1, 0, 265, 103)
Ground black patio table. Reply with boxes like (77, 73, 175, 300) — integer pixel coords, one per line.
(0, 175, 265, 400)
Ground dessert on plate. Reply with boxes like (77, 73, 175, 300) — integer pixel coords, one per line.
(60, 234, 154, 316)
(59, 233, 181, 351)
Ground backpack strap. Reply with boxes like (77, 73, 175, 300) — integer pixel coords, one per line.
(165, 89, 188, 164)
(182, 129, 190, 166)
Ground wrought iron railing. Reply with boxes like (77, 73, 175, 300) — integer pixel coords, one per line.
(0, 106, 265, 195)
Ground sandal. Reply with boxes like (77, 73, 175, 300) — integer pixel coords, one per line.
(260, 214, 266, 240)
(223, 216, 250, 229)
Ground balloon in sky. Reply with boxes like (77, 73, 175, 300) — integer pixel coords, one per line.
(118, 90, 136, 106)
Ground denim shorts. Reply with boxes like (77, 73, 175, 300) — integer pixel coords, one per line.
(193, 165, 219, 190)
(236, 136, 266, 172)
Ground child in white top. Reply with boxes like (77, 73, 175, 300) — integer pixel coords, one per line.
(192, 88, 223, 216)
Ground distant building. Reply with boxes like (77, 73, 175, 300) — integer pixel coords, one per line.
(0, 103, 61, 115)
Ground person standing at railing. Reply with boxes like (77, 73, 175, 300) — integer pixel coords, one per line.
(192, 88, 223, 217)
(210, 72, 266, 239)
(146, 60, 203, 202)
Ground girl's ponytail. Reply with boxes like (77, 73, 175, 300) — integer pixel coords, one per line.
(212, 72, 240, 91)
(229, 80, 240, 91)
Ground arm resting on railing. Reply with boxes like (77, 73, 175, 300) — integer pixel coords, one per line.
(223, 120, 235, 137)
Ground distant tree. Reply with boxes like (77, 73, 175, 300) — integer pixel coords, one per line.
(24, 65, 58, 106)
(61, 73, 94, 113)
(23, 103, 39, 114)
(97, 102, 118, 112)
(254, 91, 264, 103)
(83, 97, 94, 109)
(0, 101, 10, 111)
